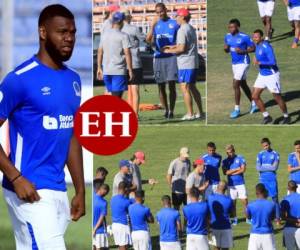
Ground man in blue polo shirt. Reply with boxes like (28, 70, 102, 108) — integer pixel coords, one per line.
(146, 3, 179, 119)
(224, 18, 257, 119)
(247, 183, 277, 250)
(183, 187, 209, 250)
(202, 142, 222, 197)
(287, 140, 300, 193)
(252, 29, 289, 124)
(93, 180, 110, 250)
(281, 180, 300, 249)
(128, 190, 154, 250)
(208, 180, 234, 250)
(111, 181, 133, 250)
(156, 195, 182, 250)
(222, 144, 248, 225)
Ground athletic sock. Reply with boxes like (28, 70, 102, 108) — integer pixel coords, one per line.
(251, 100, 256, 106)
(234, 105, 240, 111)
(265, 36, 269, 41)
(293, 37, 299, 44)
(263, 111, 269, 117)
(283, 113, 289, 118)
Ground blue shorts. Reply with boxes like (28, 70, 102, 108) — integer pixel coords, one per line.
(178, 69, 197, 84)
(260, 179, 278, 198)
(103, 75, 127, 92)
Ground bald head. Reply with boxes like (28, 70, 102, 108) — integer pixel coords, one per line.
(217, 180, 228, 194)
(288, 180, 298, 193)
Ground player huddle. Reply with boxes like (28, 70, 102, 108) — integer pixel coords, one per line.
(97, 3, 204, 121)
(93, 140, 300, 250)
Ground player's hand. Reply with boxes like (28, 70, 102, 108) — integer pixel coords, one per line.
(70, 193, 85, 221)
(128, 70, 134, 81)
(148, 178, 158, 185)
(253, 57, 259, 65)
(92, 229, 96, 237)
(97, 68, 103, 80)
(235, 47, 244, 54)
(13, 176, 40, 203)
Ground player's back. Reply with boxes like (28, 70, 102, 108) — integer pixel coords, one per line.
(128, 203, 151, 231)
(281, 192, 300, 227)
(110, 194, 131, 225)
(93, 194, 107, 233)
(288, 152, 300, 183)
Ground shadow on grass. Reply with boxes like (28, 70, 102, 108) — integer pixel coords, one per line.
(270, 31, 294, 43)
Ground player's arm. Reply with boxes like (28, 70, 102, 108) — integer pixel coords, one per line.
(224, 44, 230, 53)
(282, 0, 289, 6)
(146, 17, 158, 44)
(66, 134, 85, 221)
(93, 214, 105, 236)
(256, 45, 276, 66)
(176, 218, 182, 233)
(147, 212, 155, 224)
(167, 161, 174, 188)
(97, 48, 103, 80)
(124, 47, 133, 81)
(163, 44, 185, 54)
(287, 165, 300, 172)
(232, 164, 246, 175)
(199, 180, 209, 191)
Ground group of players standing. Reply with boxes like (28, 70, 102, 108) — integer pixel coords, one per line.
(224, 0, 300, 124)
(97, 3, 204, 120)
(93, 139, 300, 250)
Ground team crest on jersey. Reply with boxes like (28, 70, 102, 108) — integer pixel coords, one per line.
(73, 81, 81, 97)
(237, 39, 241, 44)
(0, 91, 3, 103)
(41, 86, 51, 95)
(169, 23, 174, 29)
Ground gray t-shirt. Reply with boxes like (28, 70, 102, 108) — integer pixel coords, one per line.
(99, 28, 131, 75)
(176, 23, 199, 70)
(186, 171, 206, 203)
(112, 172, 132, 196)
(168, 158, 191, 194)
(130, 162, 142, 191)
(101, 19, 112, 34)
(122, 23, 145, 69)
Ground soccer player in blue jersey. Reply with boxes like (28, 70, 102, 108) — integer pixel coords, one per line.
(93, 180, 110, 250)
(146, 3, 179, 119)
(111, 181, 133, 250)
(287, 140, 300, 193)
(208, 180, 234, 250)
(281, 180, 300, 249)
(183, 187, 210, 250)
(202, 142, 222, 197)
(156, 195, 182, 250)
(224, 19, 257, 119)
(222, 144, 248, 226)
(283, 0, 300, 48)
(252, 29, 289, 124)
(128, 190, 154, 250)
(246, 183, 277, 250)
(0, 5, 85, 249)
(257, 0, 275, 41)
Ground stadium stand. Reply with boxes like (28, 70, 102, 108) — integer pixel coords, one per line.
(92, 0, 207, 58)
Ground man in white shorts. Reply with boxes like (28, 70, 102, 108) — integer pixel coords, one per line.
(283, 0, 300, 48)
(252, 29, 289, 124)
(156, 195, 182, 250)
(246, 183, 278, 250)
(222, 144, 248, 225)
(146, 3, 179, 119)
(257, 0, 275, 40)
(110, 181, 133, 250)
(281, 181, 300, 249)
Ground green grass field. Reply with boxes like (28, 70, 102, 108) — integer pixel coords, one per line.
(207, 0, 300, 124)
(0, 185, 92, 250)
(94, 82, 206, 125)
(95, 125, 298, 250)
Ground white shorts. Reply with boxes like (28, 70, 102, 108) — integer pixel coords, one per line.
(257, 0, 275, 17)
(229, 184, 248, 200)
(3, 188, 70, 250)
(248, 233, 276, 250)
(160, 241, 181, 250)
(290, 6, 300, 21)
(112, 223, 132, 246)
(283, 227, 300, 249)
(186, 234, 209, 250)
(254, 72, 281, 94)
(205, 184, 218, 199)
(93, 233, 109, 249)
(232, 63, 250, 80)
(131, 230, 151, 250)
(211, 229, 233, 248)
(153, 56, 178, 83)
(287, 6, 293, 22)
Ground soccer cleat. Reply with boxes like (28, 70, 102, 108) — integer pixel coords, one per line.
(249, 104, 259, 114)
(231, 218, 238, 226)
(194, 113, 204, 120)
(262, 115, 273, 124)
(181, 114, 195, 121)
(281, 116, 291, 125)
(230, 109, 240, 119)
(164, 110, 169, 119)
(168, 112, 174, 119)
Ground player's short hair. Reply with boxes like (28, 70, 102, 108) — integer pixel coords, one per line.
(38, 4, 74, 26)
(253, 29, 264, 37)
(288, 180, 298, 191)
(161, 195, 171, 204)
(155, 3, 167, 10)
(183, 15, 191, 23)
(118, 181, 127, 191)
(189, 187, 200, 199)
(96, 166, 108, 175)
(93, 178, 103, 192)
(135, 190, 145, 199)
(207, 142, 216, 149)
(100, 183, 110, 193)
(261, 137, 271, 145)
(256, 183, 268, 197)
(294, 140, 300, 146)
(225, 144, 235, 152)
(229, 18, 240, 27)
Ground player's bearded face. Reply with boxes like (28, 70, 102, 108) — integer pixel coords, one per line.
(228, 24, 237, 34)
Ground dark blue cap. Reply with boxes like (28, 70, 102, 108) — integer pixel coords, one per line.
(112, 11, 125, 23)
(119, 159, 130, 168)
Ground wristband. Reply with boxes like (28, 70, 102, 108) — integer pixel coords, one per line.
(11, 174, 22, 183)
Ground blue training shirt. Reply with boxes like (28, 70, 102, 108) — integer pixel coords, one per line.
(183, 201, 209, 235)
(222, 155, 246, 186)
(0, 56, 81, 192)
(288, 153, 300, 184)
(111, 194, 132, 225)
(289, 0, 300, 7)
(255, 41, 279, 76)
(93, 194, 107, 234)
(156, 207, 180, 242)
(202, 153, 222, 185)
(247, 199, 276, 234)
(153, 18, 179, 58)
(256, 150, 279, 182)
(128, 203, 152, 231)
(224, 32, 254, 65)
(280, 192, 300, 228)
(208, 193, 233, 230)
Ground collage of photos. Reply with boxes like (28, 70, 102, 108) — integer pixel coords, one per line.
(0, 0, 299, 250)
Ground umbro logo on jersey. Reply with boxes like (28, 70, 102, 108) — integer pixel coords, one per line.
(41, 86, 51, 95)
(0, 91, 3, 103)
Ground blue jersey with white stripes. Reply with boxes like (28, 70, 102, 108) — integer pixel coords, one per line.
(289, 0, 300, 7)
(0, 56, 81, 192)
(256, 150, 280, 182)
(255, 41, 279, 75)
